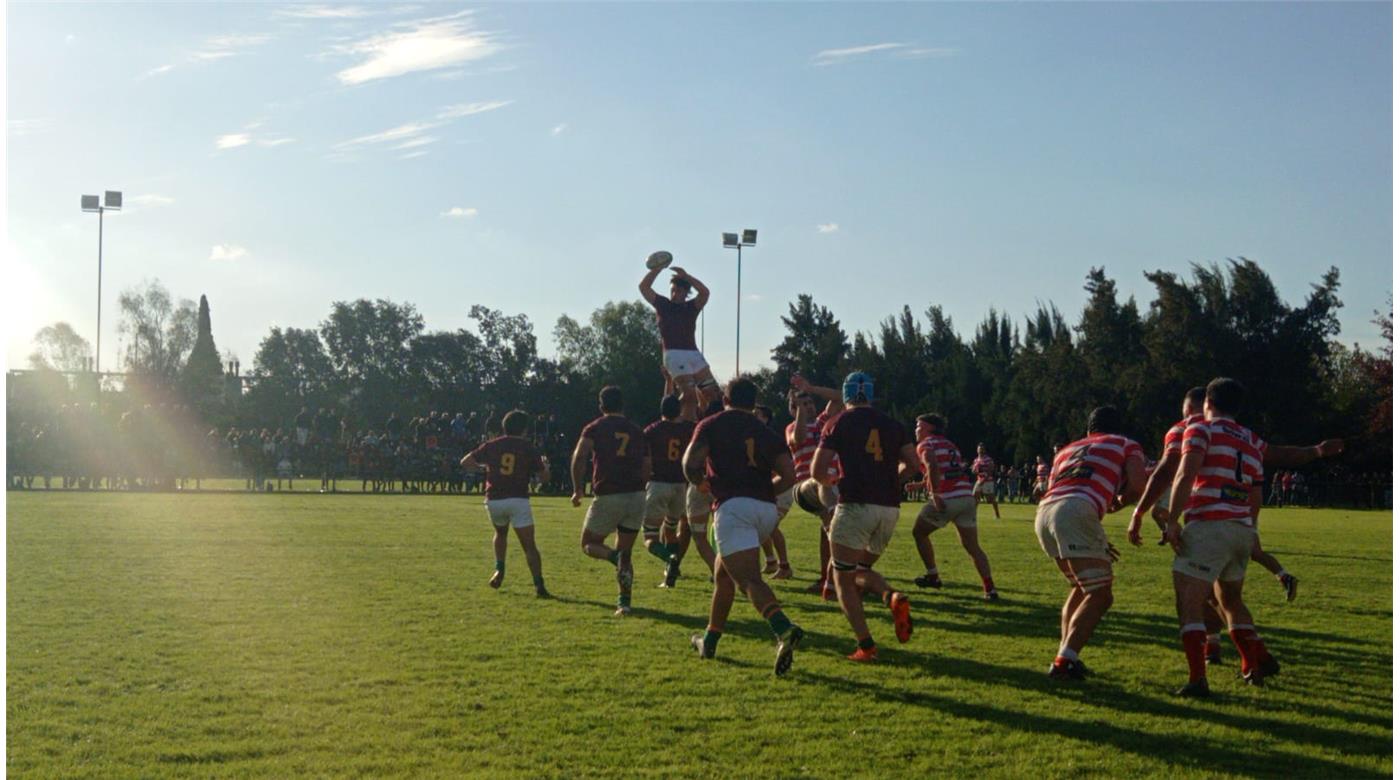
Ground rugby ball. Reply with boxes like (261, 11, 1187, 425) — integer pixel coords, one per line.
(646, 250, 673, 270)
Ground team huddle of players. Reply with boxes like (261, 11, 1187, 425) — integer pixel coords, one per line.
(458, 263, 1344, 692)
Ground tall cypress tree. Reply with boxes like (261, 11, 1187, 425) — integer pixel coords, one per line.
(181, 294, 224, 418)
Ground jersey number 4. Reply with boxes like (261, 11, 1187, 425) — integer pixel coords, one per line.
(865, 430, 884, 462)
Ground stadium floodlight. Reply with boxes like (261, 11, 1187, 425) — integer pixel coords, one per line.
(82, 190, 121, 372)
(722, 228, 759, 377)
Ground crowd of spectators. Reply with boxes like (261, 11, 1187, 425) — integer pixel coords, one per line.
(6, 404, 1392, 508)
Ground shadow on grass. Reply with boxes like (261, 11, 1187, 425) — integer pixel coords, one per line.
(794, 660, 1389, 778)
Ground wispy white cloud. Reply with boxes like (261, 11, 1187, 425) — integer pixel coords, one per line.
(551, 123, 567, 136)
(210, 244, 249, 261)
(333, 10, 503, 85)
(275, 5, 371, 19)
(144, 32, 271, 77)
(8, 118, 53, 137)
(401, 150, 430, 160)
(258, 137, 297, 147)
(812, 42, 956, 66)
(216, 133, 251, 150)
(817, 223, 840, 234)
(441, 206, 477, 219)
(333, 100, 511, 153)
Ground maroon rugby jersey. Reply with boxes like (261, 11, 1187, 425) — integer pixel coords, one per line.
(1041, 433, 1144, 519)
(581, 414, 648, 495)
(818, 406, 909, 508)
(1182, 417, 1266, 526)
(644, 418, 695, 484)
(650, 297, 700, 351)
(469, 436, 543, 500)
(690, 409, 786, 507)
(917, 435, 973, 500)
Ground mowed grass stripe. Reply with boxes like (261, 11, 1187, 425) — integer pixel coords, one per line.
(7, 494, 1392, 778)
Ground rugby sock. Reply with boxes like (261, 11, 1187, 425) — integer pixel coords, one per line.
(761, 602, 794, 638)
(1181, 624, 1208, 681)
(981, 576, 996, 593)
(1205, 633, 1222, 653)
(1055, 646, 1079, 665)
(495, 560, 505, 575)
(702, 627, 722, 654)
(532, 575, 545, 589)
(1228, 624, 1262, 675)
(1276, 569, 1291, 581)
(607, 549, 622, 567)
(617, 593, 631, 608)
(857, 635, 876, 651)
(644, 541, 672, 563)
(925, 566, 939, 577)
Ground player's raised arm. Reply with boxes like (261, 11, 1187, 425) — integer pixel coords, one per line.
(673, 267, 708, 309)
(788, 390, 811, 449)
(638, 266, 663, 305)
(1132, 453, 1178, 523)
(1262, 439, 1345, 468)
(791, 373, 843, 418)
(570, 435, 594, 506)
(460, 451, 482, 470)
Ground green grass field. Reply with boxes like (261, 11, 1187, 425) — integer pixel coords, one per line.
(6, 493, 1392, 778)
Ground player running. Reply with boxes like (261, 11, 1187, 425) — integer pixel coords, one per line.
(910, 413, 1000, 601)
(639, 264, 721, 406)
(811, 372, 919, 662)
(1030, 455, 1051, 502)
(571, 386, 651, 616)
(460, 410, 552, 598)
(971, 445, 1001, 519)
(1154, 378, 1342, 696)
(643, 394, 705, 588)
(788, 374, 843, 596)
(1033, 406, 1146, 681)
(683, 378, 804, 675)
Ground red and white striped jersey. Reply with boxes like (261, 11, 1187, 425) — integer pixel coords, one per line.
(788, 413, 839, 481)
(1036, 462, 1051, 479)
(1162, 413, 1205, 457)
(916, 436, 974, 500)
(1182, 417, 1267, 526)
(972, 455, 996, 481)
(1041, 433, 1145, 519)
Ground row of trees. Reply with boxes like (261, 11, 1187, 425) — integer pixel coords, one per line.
(21, 260, 1393, 471)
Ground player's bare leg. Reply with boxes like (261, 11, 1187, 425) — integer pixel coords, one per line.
(1203, 598, 1225, 663)
(954, 524, 999, 600)
(580, 528, 617, 562)
(613, 529, 639, 614)
(1214, 577, 1275, 683)
(512, 524, 548, 597)
(1251, 536, 1296, 601)
(832, 545, 911, 661)
(686, 515, 715, 573)
(986, 492, 1001, 519)
(1173, 572, 1218, 696)
(489, 524, 509, 589)
(1050, 557, 1113, 680)
(911, 517, 943, 589)
(691, 546, 803, 675)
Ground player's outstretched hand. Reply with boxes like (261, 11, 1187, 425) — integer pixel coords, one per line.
(570, 491, 583, 507)
(1126, 511, 1144, 547)
(1162, 520, 1183, 552)
(1317, 438, 1345, 458)
(1107, 542, 1122, 563)
(790, 373, 811, 392)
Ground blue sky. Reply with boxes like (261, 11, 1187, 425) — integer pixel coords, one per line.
(6, 2, 1392, 375)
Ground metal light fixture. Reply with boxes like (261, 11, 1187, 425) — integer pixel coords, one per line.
(82, 189, 121, 371)
(722, 228, 758, 377)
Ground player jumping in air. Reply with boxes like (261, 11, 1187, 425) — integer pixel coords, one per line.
(910, 413, 1000, 601)
(460, 410, 552, 598)
(639, 265, 721, 406)
(811, 372, 919, 662)
(571, 386, 651, 616)
(1033, 406, 1146, 681)
(971, 444, 1001, 519)
(683, 378, 804, 675)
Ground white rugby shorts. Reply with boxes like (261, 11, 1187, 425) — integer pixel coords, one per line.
(663, 349, 709, 378)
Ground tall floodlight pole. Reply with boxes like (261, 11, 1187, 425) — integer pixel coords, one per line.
(721, 230, 757, 378)
(82, 191, 122, 371)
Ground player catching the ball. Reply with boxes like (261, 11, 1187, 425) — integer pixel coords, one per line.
(639, 254, 721, 405)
